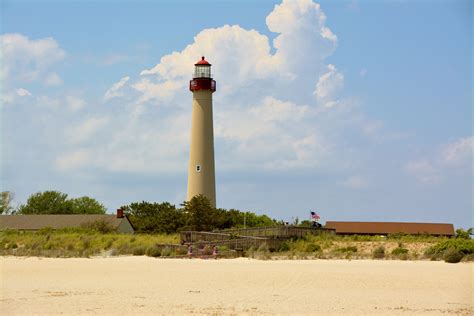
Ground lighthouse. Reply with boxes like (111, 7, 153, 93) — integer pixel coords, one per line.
(187, 56, 217, 207)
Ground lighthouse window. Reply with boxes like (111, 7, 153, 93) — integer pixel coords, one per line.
(194, 65, 211, 78)
(196, 165, 201, 172)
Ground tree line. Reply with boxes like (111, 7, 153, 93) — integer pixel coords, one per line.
(0, 191, 278, 233)
(1, 191, 106, 215)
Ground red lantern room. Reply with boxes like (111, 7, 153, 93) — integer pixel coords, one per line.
(189, 56, 216, 92)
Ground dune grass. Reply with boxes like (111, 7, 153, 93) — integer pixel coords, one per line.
(0, 228, 179, 258)
(2, 228, 472, 263)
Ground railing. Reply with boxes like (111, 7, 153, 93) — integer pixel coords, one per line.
(214, 226, 334, 238)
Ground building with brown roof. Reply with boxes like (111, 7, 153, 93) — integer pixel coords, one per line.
(0, 211, 134, 234)
(325, 221, 454, 236)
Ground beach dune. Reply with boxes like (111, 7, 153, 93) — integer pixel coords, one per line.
(1, 257, 472, 315)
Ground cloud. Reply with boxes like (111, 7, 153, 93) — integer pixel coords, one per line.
(314, 64, 344, 107)
(104, 76, 130, 101)
(132, 0, 338, 103)
(16, 88, 31, 97)
(404, 136, 473, 184)
(404, 160, 440, 184)
(56, 149, 91, 171)
(1, 33, 65, 84)
(248, 97, 309, 123)
(440, 136, 473, 166)
(66, 96, 85, 110)
(65, 116, 109, 144)
(44, 72, 63, 86)
(56, 0, 373, 175)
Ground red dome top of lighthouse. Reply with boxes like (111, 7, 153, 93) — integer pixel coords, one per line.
(195, 56, 211, 66)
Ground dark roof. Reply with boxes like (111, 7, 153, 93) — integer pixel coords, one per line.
(325, 221, 455, 236)
(0, 214, 127, 230)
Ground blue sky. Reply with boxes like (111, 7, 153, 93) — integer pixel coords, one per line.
(1, 0, 472, 228)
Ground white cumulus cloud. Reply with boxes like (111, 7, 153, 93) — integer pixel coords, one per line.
(58, 0, 370, 174)
(1, 33, 65, 83)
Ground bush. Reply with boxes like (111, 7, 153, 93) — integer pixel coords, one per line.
(304, 243, 321, 253)
(391, 247, 409, 256)
(336, 246, 357, 253)
(443, 248, 464, 263)
(132, 247, 145, 256)
(82, 220, 114, 233)
(145, 245, 162, 257)
(161, 247, 172, 257)
(426, 239, 474, 256)
(175, 247, 188, 255)
(455, 228, 472, 240)
(278, 241, 290, 252)
(372, 246, 385, 259)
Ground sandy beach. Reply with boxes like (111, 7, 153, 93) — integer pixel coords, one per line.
(1, 256, 472, 315)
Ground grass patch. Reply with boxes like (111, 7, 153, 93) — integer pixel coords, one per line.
(372, 246, 385, 259)
(335, 246, 357, 253)
(0, 230, 179, 258)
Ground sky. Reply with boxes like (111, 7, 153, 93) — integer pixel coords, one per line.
(1, 0, 472, 228)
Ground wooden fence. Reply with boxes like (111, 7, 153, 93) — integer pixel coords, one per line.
(214, 226, 335, 239)
(179, 226, 335, 251)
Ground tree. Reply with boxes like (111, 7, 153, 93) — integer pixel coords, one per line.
(19, 191, 72, 214)
(121, 201, 184, 233)
(455, 228, 473, 239)
(71, 196, 106, 214)
(18, 191, 106, 215)
(182, 195, 220, 231)
(0, 191, 15, 214)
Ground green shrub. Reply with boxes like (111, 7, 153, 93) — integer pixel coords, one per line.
(175, 247, 188, 255)
(104, 239, 114, 249)
(426, 239, 474, 256)
(443, 248, 464, 263)
(132, 246, 145, 256)
(372, 246, 385, 259)
(81, 236, 92, 250)
(278, 241, 290, 252)
(304, 243, 321, 253)
(336, 246, 357, 253)
(81, 219, 114, 233)
(161, 247, 172, 257)
(391, 247, 409, 256)
(455, 228, 472, 240)
(145, 246, 161, 257)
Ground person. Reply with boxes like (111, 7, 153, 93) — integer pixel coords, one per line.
(187, 245, 193, 258)
(212, 245, 218, 258)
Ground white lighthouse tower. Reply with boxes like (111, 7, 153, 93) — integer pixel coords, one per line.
(187, 56, 217, 207)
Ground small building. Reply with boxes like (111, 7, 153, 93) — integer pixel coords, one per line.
(325, 221, 454, 236)
(0, 210, 134, 234)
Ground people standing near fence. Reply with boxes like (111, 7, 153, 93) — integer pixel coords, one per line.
(212, 245, 218, 258)
(187, 245, 193, 258)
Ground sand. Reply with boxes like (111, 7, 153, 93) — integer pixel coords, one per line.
(1, 256, 472, 315)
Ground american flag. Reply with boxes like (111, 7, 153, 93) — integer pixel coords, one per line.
(310, 211, 320, 220)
